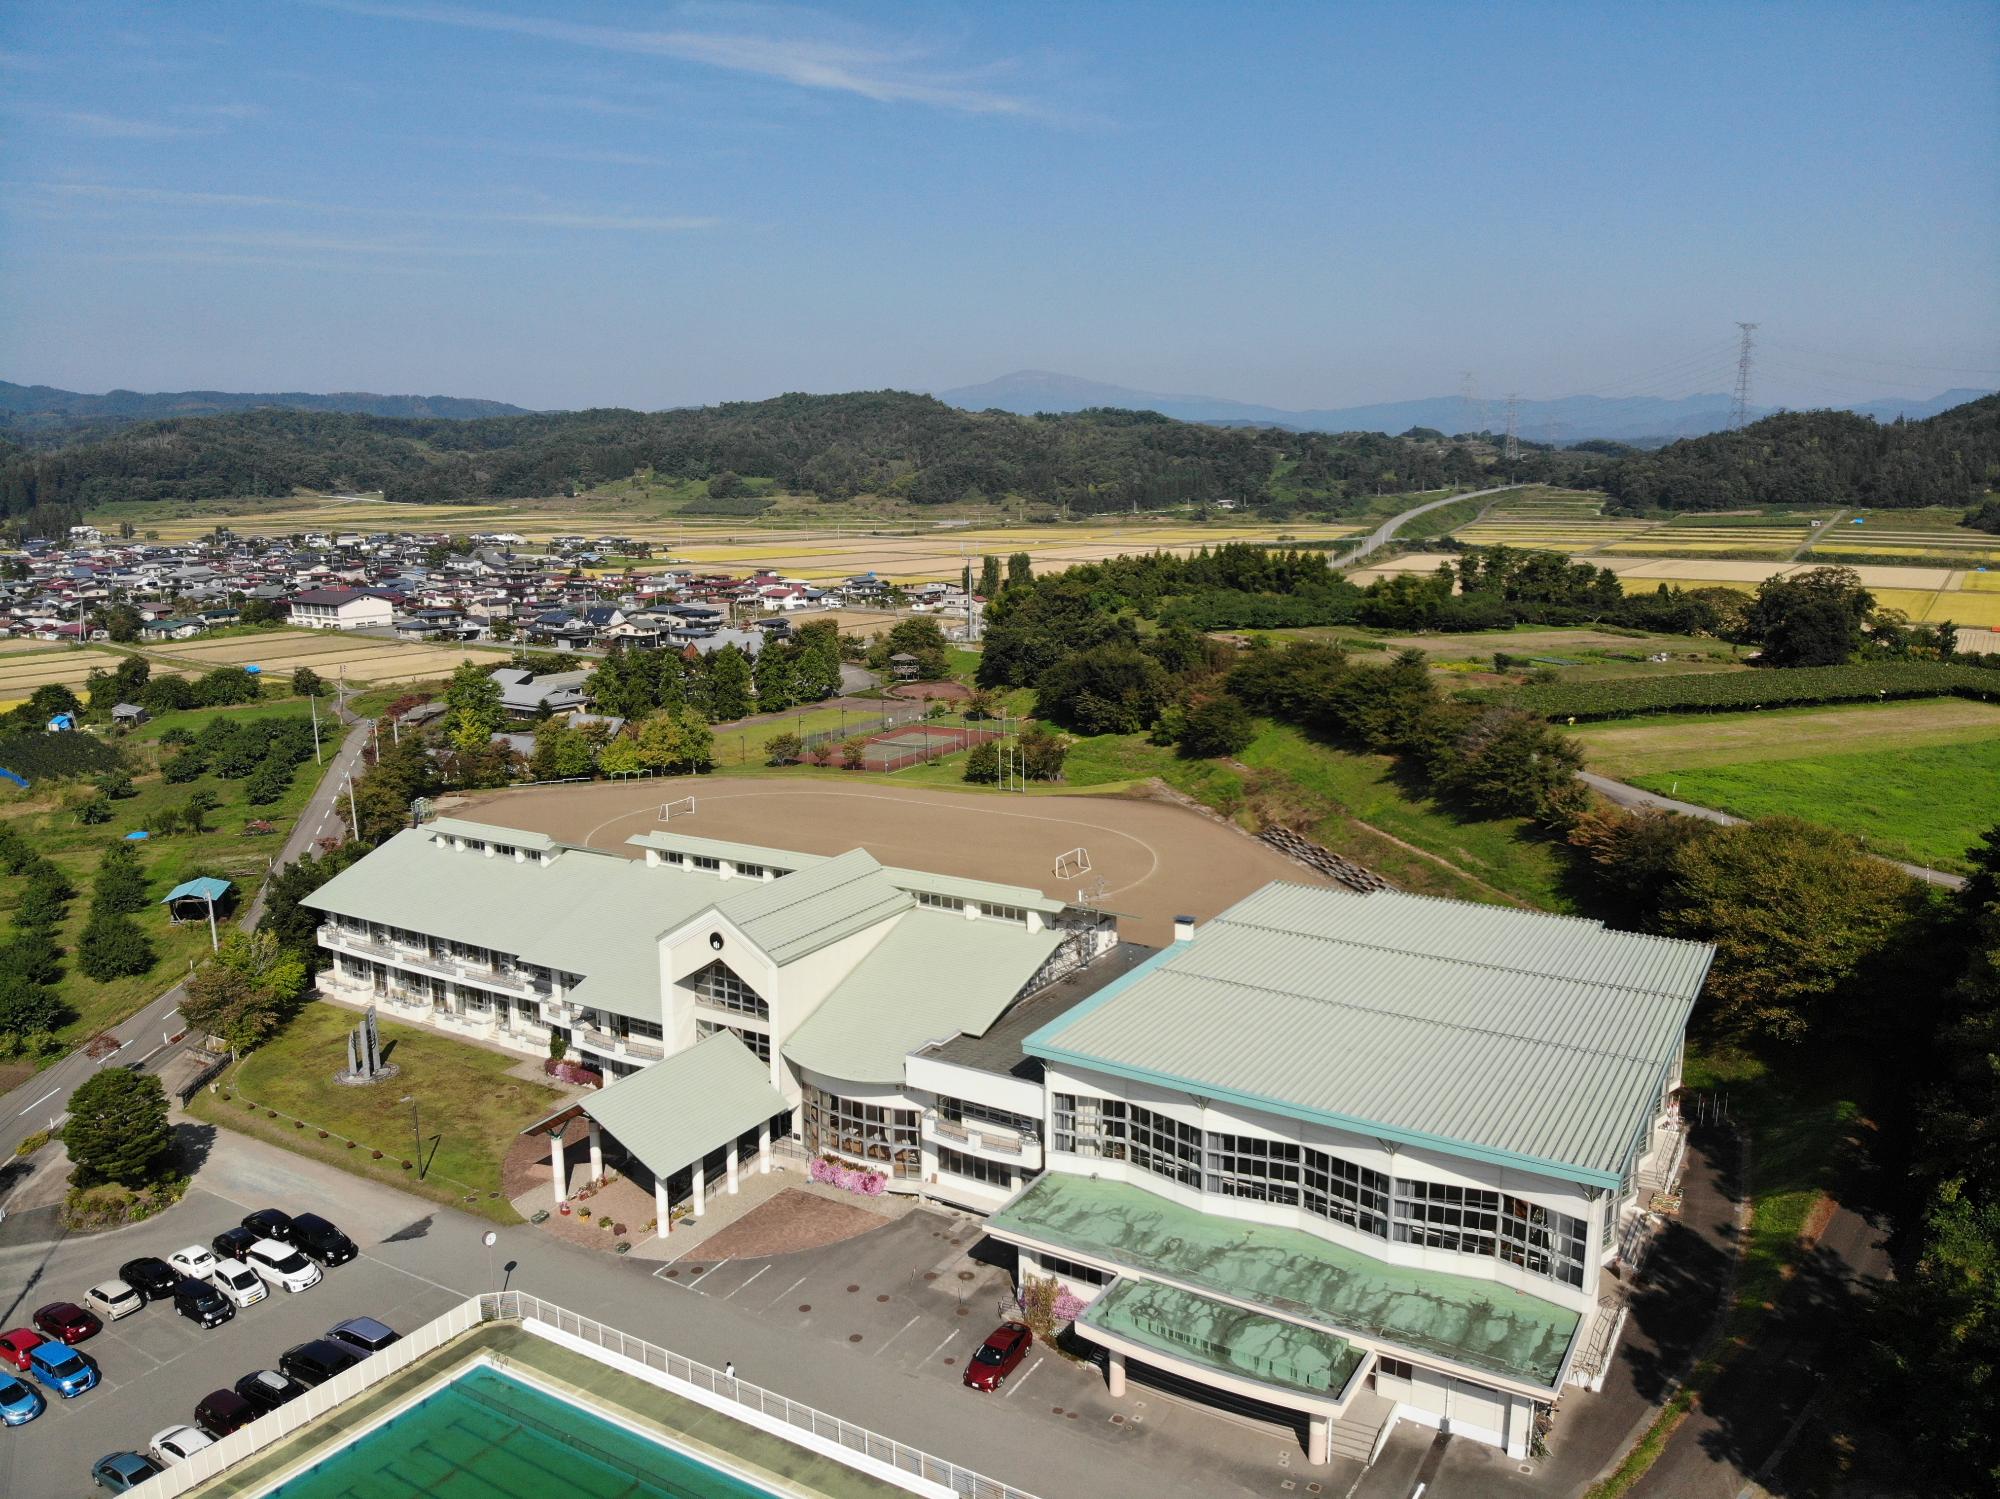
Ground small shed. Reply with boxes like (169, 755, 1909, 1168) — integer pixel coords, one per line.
(162, 876, 234, 923)
(889, 652, 921, 681)
(112, 703, 148, 728)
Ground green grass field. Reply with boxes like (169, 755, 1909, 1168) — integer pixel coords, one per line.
(187, 1001, 562, 1221)
(1629, 737, 1998, 872)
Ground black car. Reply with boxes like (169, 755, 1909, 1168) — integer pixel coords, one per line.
(327, 1316, 398, 1354)
(290, 1213, 357, 1267)
(117, 1257, 179, 1303)
(171, 1277, 234, 1330)
(241, 1208, 296, 1243)
(211, 1226, 259, 1263)
(194, 1387, 256, 1437)
(233, 1368, 306, 1415)
(279, 1338, 366, 1388)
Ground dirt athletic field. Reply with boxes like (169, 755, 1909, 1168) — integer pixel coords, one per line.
(452, 778, 1327, 946)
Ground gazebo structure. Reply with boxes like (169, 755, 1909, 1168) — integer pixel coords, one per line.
(522, 1033, 788, 1234)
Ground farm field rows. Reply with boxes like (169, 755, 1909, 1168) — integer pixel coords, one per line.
(0, 647, 185, 705)
(143, 629, 512, 684)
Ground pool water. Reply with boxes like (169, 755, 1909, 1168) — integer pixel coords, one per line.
(266, 1365, 778, 1498)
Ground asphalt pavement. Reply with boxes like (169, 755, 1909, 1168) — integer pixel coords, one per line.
(1341, 483, 1526, 566)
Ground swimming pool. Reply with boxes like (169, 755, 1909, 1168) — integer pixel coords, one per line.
(265, 1364, 779, 1499)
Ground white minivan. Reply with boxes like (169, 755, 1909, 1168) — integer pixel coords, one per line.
(210, 1257, 270, 1308)
(244, 1238, 322, 1294)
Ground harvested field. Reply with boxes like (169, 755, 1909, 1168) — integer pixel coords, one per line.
(145, 629, 512, 684)
(0, 637, 70, 656)
(0, 648, 184, 702)
(1571, 697, 2000, 778)
(451, 778, 1327, 946)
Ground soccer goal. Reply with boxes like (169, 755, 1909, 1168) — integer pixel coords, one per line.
(658, 796, 696, 821)
(1054, 847, 1091, 880)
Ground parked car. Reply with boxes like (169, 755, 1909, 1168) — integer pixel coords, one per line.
(171, 1277, 234, 1330)
(211, 1226, 259, 1263)
(0, 1329, 43, 1371)
(241, 1208, 297, 1243)
(0, 1374, 45, 1426)
(32, 1301, 102, 1345)
(118, 1257, 179, 1303)
(961, 1322, 1032, 1391)
(194, 1387, 256, 1437)
(326, 1316, 399, 1354)
(90, 1452, 163, 1492)
(149, 1424, 214, 1466)
(167, 1245, 220, 1282)
(27, 1340, 98, 1397)
(233, 1367, 306, 1414)
(290, 1213, 358, 1266)
(210, 1257, 269, 1309)
(84, 1280, 144, 1323)
(278, 1338, 365, 1388)
(245, 1238, 322, 1294)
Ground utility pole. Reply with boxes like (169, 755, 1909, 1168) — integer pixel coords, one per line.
(1729, 321, 1759, 429)
(345, 775, 360, 840)
(309, 689, 322, 764)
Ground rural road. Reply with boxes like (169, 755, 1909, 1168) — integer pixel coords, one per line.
(1341, 482, 1526, 566)
(1578, 770, 1966, 889)
(0, 702, 376, 1169)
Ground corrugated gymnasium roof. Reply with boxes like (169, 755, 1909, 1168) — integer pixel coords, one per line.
(713, 848, 911, 966)
(427, 818, 558, 853)
(575, 1033, 785, 1177)
(1027, 883, 1712, 1188)
(626, 830, 829, 873)
(630, 832, 1065, 914)
(783, 912, 1064, 1085)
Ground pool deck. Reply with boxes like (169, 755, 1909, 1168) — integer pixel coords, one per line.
(187, 1324, 912, 1499)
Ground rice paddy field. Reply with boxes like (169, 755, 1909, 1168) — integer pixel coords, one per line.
(1572, 697, 2000, 873)
(0, 645, 185, 706)
(144, 629, 513, 685)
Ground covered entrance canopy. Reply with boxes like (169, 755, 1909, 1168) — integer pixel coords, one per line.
(522, 1033, 788, 1231)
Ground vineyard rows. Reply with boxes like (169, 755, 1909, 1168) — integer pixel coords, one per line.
(1509, 661, 2000, 721)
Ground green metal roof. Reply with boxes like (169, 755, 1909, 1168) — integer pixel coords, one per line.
(782, 912, 1064, 1084)
(626, 831, 828, 873)
(989, 1172, 1578, 1391)
(1079, 1278, 1365, 1400)
(627, 833, 1065, 914)
(425, 817, 558, 853)
(881, 868, 1067, 916)
(576, 1033, 786, 1178)
(1027, 883, 1710, 1188)
(713, 848, 912, 966)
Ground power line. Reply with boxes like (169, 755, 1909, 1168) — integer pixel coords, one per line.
(1729, 322, 1758, 430)
(1760, 340, 2000, 378)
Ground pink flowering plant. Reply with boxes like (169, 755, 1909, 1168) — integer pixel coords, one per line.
(809, 1156, 887, 1196)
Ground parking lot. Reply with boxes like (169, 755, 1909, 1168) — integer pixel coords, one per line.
(0, 1186, 464, 1499)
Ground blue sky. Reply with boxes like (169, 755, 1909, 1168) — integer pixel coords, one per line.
(2, 1, 1995, 411)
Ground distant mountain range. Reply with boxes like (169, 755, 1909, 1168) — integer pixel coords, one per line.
(0, 381, 531, 435)
(934, 370, 1995, 445)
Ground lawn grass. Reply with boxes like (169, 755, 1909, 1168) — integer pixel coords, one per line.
(1627, 736, 2000, 872)
(186, 1000, 562, 1221)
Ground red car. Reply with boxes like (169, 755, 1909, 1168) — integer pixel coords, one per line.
(0, 1329, 42, 1371)
(32, 1302, 102, 1345)
(962, 1321, 1032, 1391)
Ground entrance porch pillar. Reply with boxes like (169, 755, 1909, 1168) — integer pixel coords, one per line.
(1106, 1350, 1126, 1398)
(1307, 1416, 1330, 1467)
(549, 1129, 568, 1208)
(692, 1160, 707, 1218)
(587, 1121, 604, 1182)
(726, 1143, 740, 1196)
(758, 1122, 772, 1174)
(654, 1176, 671, 1236)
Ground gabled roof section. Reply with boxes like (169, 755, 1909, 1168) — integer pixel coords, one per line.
(1027, 883, 1712, 1188)
(556, 1033, 786, 1179)
(712, 848, 911, 966)
(783, 911, 1063, 1084)
(627, 830, 829, 874)
(881, 866, 1067, 916)
(426, 817, 558, 854)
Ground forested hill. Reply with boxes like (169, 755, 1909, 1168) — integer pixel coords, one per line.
(0, 390, 1587, 520)
(0, 381, 530, 437)
(1601, 394, 2000, 512)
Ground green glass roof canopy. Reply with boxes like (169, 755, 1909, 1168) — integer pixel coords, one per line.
(989, 1172, 1579, 1391)
(1079, 1278, 1367, 1402)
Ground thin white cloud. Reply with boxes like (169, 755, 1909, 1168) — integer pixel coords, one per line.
(91, 249, 446, 276)
(179, 103, 265, 120)
(159, 230, 510, 257)
(316, 0, 1052, 118)
(34, 109, 204, 140)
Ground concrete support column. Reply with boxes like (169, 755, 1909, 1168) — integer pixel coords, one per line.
(757, 1122, 772, 1174)
(654, 1178, 671, 1236)
(692, 1160, 707, 1218)
(549, 1130, 568, 1207)
(1106, 1350, 1126, 1398)
(1307, 1416, 1329, 1467)
(725, 1144, 740, 1196)
(587, 1122, 604, 1182)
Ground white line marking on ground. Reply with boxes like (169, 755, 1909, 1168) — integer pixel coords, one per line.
(925, 1327, 962, 1362)
(1004, 1355, 1042, 1398)
(17, 1088, 57, 1115)
(686, 1256, 733, 1292)
(873, 1313, 922, 1358)
(724, 1265, 769, 1300)
(766, 1273, 808, 1308)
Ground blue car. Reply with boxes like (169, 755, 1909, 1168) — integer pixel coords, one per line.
(0, 1373, 45, 1424)
(27, 1339, 98, 1398)
(91, 1451, 163, 1491)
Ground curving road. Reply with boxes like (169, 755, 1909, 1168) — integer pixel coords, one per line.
(1340, 483, 1526, 567)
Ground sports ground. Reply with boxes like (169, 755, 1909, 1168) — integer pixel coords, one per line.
(452, 778, 1325, 946)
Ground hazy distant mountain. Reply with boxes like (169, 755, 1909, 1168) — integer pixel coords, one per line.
(936, 370, 1994, 445)
(0, 381, 531, 435)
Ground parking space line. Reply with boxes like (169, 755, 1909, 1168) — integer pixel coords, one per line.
(765, 1274, 808, 1308)
(924, 1327, 962, 1362)
(723, 1265, 769, 1300)
(686, 1257, 733, 1292)
(872, 1313, 922, 1358)
(1004, 1355, 1042, 1398)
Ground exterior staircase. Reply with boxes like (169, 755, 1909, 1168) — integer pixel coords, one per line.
(1331, 1389, 1394, 1463)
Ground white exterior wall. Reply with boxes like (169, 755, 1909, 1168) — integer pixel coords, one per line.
(291, 596, 393, 630)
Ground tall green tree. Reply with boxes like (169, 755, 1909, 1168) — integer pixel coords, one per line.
(1746, 565, 1875, 667)
(1007, 552, 1034, 589)
(705, 645, 755, 720)
(64, 1067, 171, 1188)
(93, 844, 148, 915)
(979, 555, 1002, 598)
(442, 660, 504, 752)
(77, 909, 155, 981)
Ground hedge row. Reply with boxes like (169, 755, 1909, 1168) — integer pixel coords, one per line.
(1508, 661, 2000, 721)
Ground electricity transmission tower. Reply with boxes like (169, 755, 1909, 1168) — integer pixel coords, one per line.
(1729, 322, 1759, 429)
(1459, 372, 1489, 435)
(1503, 394, 1520, 463)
